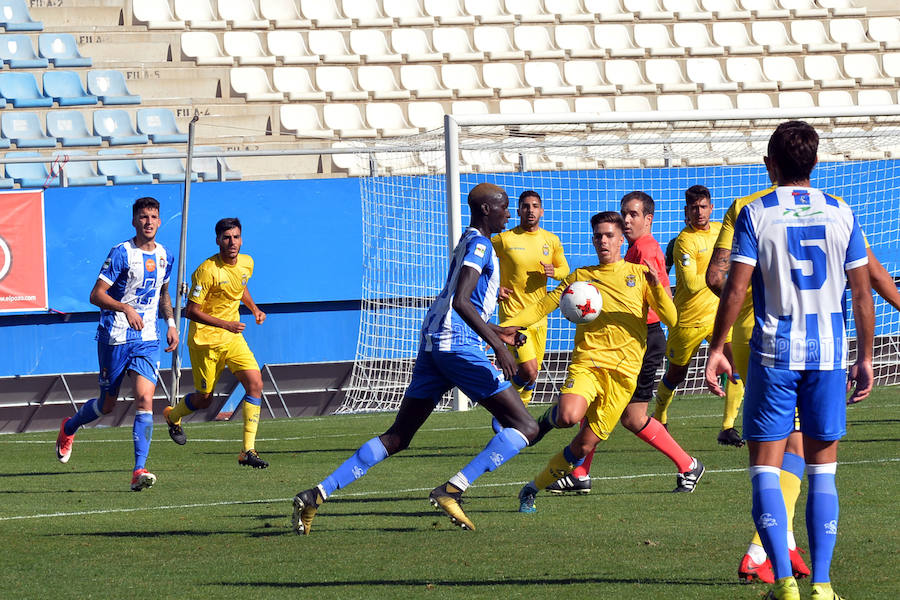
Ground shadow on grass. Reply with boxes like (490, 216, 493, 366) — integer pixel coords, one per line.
(0, 469, 122, 478)
(208, 576, 740, 589)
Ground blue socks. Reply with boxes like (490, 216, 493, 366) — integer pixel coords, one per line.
(132, 410, 153, 471)
(320, 437, 389, 498)
(563, 444, 585, 468)
(782, 451, 806, 479)
(806, 463, 839, 584)
(457, 428, 529, 487)
(243, 394, 261, 407)
(64, 397, 103, 435)
(751, 465, 792, 580)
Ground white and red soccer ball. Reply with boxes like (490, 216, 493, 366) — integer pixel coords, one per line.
(560, 281, 602, 324)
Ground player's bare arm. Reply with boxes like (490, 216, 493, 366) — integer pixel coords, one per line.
(89, 279, 143, 330)
(241, 287, 266, 325)
(158, 282, 179, 352)
(184, 300, 245, 334)
(452, 265, 518, 379)
(705, 247, 731, 297)
(847, 264, 875, 404)
(705, 260, 753, 396)
(867, 248, 900, 312)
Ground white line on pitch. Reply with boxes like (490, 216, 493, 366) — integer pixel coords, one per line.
(2, 457, 897, 523)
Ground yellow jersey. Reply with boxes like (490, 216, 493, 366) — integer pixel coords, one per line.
(492, 226, 569, 326)
(673, 221, 722, 326)
(187, 253, 254, 348)
(501, 260, 677, 379)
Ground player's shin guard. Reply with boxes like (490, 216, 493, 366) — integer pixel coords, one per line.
(722, 375, 744, 430)
(167, 393, 197, 425)
(635, 417, 693, 473)
(320, 436, 389, 498)
(65, 398, 103, 435)
(535, 445, 585, 490)
(751, 465, 792, 580)
(242, 395, 262, 452)
(456, 427, 529, 489)
(652, 377, 677, 425)
(806, 463, 839, 585)
(132, 410, 153, 471)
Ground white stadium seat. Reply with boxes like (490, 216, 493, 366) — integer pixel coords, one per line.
(523, 62, 576, 95)
(432, 28, 484, 62)
(534, 97, 573, 113)
(260, 0, 312, 28)
(604, 59, 656, 93)
(331, 141, 371, 176)
(623, 0, 673, 20)
(316, 66, 369, 100)
(482, 63, 535, 96)
(563, 60, 617, 94)
(442, 64, 493, 98)
(662, 0, 710, 20)
(217, 0, 268, 29)
(473, 26, 525, 60)
(790, 20, 841, 52)
(817, 90, 854, 107)
(712, 22, 762, 55)
(553, 25, 604, 59)
(881, 53, 900, 78)
(673, 23, 725, 56)
(366, 103, 420, 136)
(658, 94, 696, 111)
(830, 19, 880, 52)
(350, 30, 401, 63)
(699, 0, 750, 19)
(499, 98, 533, 114)
(323, 104, 377, 137)
(574, 96, 613, 114)
(727, 56, 777, 90)
(614, 95, 653, 113)
(301, 0, 352, 27)
(280, 105, 331, 138)
(868, 17, 900, 50)
(383, 0, 435, 26)
(804, 55, 854, 88)
(407, 101, 445, 129)
(308, 30, 360, 64)
(843, 54, 893, 87)
(514, 26, 565, 60)
(181, 32, 233, 66)
(230, 67, 284, 101)
(272, 67, 326, 101)
(342, 0, 394, 27)
(762, 56, 813, 89)
(451, 100, 490, 115)
(134, 0, 185, 29)
(857, 89, 896, 106)
(224, 32, 276, 66)
(174, 0, 226, 29)
(739, 0, 789, 19)
(267, 31, 319, 65)
(696, 93, 734, 110)
(400, 65, 452, 98)
(634, 24, 684, 57)
(595, 24, 643, 58)
(751, 21, 802, 53)
(358, 65, 410, 100)
(686, 57, 738, 91)
(778, 91, 815, 108)
(645, 58, 696, 92)
(465, 0, 515, 24)
(508, 0, 556, 23)
(736, 92, 774, 109)
(584, 0, 633, 22)
(424, 0, 476, 25)
(391, 29, 443, 62)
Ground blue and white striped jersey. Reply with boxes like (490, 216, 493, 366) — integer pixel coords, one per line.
(732, 186, 868, 370)
(96, 240, 173, 345)
(420, 227, 500, 352)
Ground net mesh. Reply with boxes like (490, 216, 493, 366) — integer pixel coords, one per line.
(340, 116, 900, 413)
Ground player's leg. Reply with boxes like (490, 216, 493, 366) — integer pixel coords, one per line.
(492, 325, 544, 433)
(530, 362, 594, 446)
(652, 324, 700, 426)
(720, 339, 746, 447)
(164, 344, 224, 443)
(128, 350, 159, 491)
(223, 335, 267, 467)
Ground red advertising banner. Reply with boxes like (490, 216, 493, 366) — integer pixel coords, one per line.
(0, 190, 47, 312)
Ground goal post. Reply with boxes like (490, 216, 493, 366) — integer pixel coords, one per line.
(339, 106, 900, 414)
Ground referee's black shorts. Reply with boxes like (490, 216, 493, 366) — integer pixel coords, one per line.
(629, 322, 666, 404)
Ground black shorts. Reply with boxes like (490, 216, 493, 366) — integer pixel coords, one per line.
(630, 322, 666, 403)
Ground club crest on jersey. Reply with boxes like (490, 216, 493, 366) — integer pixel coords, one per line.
(145, 257, 156, 273)
(474, 243, 486, 258)
(792, 190, 811, 205)
(241, 274, 248, 287)
(680, 254, 691, 266)
(625, 274, 636, 287)
(542, 243, 550, 256)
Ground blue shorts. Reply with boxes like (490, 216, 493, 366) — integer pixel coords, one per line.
(405, 346, 511, 405)
(97, 339, 160, 396)
(744, 357, 846, 442)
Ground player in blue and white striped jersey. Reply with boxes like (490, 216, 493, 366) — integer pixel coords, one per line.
(291, 183, 538, 535)
(706, 121, 874, 600)
(55, 197, 178, 492)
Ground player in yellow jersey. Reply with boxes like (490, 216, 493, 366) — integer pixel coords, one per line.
(163, 217, 269, 469)
(507, 211, 703, 513)
(651, 185, 746, 448)
(491, 190, 569, 418)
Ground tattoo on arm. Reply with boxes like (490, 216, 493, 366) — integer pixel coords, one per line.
(159, 286, 174, 320)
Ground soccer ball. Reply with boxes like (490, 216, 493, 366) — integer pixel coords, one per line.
(559, 281, 602, 324)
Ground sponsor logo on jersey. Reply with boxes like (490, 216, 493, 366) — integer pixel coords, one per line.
(191, 283, 203, 298)
(101, 258, 111, 271)
(145, 258, 156, 273)
(680, 253, 691, 266)
(625, 274, 636, 287)
(474, 243, 486, 258)
(783, 205, 823, 219)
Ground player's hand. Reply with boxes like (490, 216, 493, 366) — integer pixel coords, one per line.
(224, 320, 246, 333)
(847, 359, 873, 404)
(642, 259, 660, 287)
(124, 306, 144, 330)
(165, 326, 179, 352)
(498, 286, 512, 301)
(541, 261, 555, 277)
(497, 325, 526, 347)
(254, 309, 266, 325)
(496, 346, 519, 381)
(704, 347, 736, 397)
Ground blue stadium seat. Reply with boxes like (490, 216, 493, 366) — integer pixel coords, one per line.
(142, 147, 198, 183)
(136, 108, 188, 143)
(87, 70, 141, 105)
(46, 110, 102, 147)
(38, 33, 91, 67)
(0, 131, 9, 149)
(193, 145, 241, 181)
(42, 71, 98, 107)
(1, 112, 55, 148)
(5, 152, 60, 188)
(93, 109, 149, 146)
(53, 150, 106, 187)
(0, 72, 52, 108)
(0, 0, 42, 31)
(97, 148, 153, 185)
(0, 34, 48, 68)
(0, 174, 13, 188)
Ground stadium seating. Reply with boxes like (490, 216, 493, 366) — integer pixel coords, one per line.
(173, 0, 226, 29)
(350, 30, 400, 63)
(46, 110, 102, 147)
(323, 104, 377, 137)
(5, 152, 58, 188)
(0, 0, 42, 32)
(266, 31, 318, 64)
(217, 0, 268, 29)
(2, 112, 56, 148)
(869, 17, 900, 50)
(316, 66, 368, 100)
(87, 71, 141, 105)
(308, 30, 359, 63)
(272, 67, 326, 101)
(230, 67, 284, 101)
(93, 109, 149, 145)
(301, 0, 352, 28)
(136, 108, 188, 144)
(343, 1, 394, 27)
(42, 71, 98, 107)
(192, 145, 242, 181)
(53, 150, 106, 186)
(0, 34, 48, 68)
(224, 31, 276, 66)
(260, 0, 311, 28)
(38, 33, 91, 67)
(132, 0, 186, 30)
(383, 0, 434, 26)
(181, 31, 233, 66)
(358, 66, 410, 100)
(390, 29, 443, 62)
(366, 103, 420, 136)
(280, 104, 334, 138)
(432, 28, 483, 62)
(0, 72, 52, 108)
(141, 147, 198, 183)
(97, 148, 153, 185)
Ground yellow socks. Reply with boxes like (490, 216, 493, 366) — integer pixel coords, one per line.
(534, 449, 577, 490)
(652, 379, 676, 425)
(166, 395, 196, 425)
(242, 398, 261, 452)
(751, 465, 803, 547)
(722, 375, 745, 429)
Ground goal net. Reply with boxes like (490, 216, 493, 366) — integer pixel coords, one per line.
(339, 109, 900, 414)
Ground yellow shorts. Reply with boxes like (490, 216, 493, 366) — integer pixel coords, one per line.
(560, 363, 636, 441)
(507, 323, 547, 366)
(731, 317, 753, 382)
(666, 321, 731, 366)
(189, 334, 259, 393)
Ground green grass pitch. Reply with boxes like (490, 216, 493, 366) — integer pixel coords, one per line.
(1, 389, 897, 599)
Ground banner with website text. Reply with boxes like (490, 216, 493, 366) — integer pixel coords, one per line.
(0, 190, 47, 312)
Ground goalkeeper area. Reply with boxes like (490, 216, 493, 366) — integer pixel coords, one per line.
(1, 392, 897, 599)
(344, 109, 900, 413)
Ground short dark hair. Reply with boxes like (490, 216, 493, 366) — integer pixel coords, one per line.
(519, 190, 541, 205)
(685, 185, 710, 205)
(132, 197, 159, 216)
(620, 191, 654, 216)
(590, 211, 625, 234)
(215, 217, 242, 237)
(767, 120, 818, 183)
